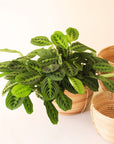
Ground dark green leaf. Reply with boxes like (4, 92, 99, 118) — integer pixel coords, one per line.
(93, 62, 113, 72)
(56, 91, 72, 111)
(44, 101, 58, 124)
(41, 77, 60, 101)
(47, 68, 65, 81)
(70, 42, 96, 52)
(64, 61, 78, 76)
(6, 90, 24, 110)
(98, 76, 114, 93)
(42, 64, 60, 73)
(15, 73, 42, 85)
(83, 77, 99, 91)
(31, 36, 52, 46)
(11, 84, 32, 98)
(5, 71, 20, 80)
(23, 96, 33, 114)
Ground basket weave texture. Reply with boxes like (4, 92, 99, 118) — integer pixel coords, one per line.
(91, 91, 114, 143)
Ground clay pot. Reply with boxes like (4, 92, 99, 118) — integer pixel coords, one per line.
(53, 86, 93, 115)
(98, 46, 114, 91)
(91, 91, 114, 143)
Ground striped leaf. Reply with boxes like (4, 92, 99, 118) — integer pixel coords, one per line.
(31, 36, 52, 46)
(41, 77, 60, 101)
(98, 76, 114, 93)
(93, 62, 113, 72)
(66, 27, 79, 42)
(6, 90, 24, 110)
(83, 77, 99, 91)
(44, 101, 58, 124)
(23, 96, 33, 114)
(15, 73, 41, 85)
(64, 61, 78, 76)
(5, 71, 20, 80)
(42, 64, 60, 73)
(51, 31, 69, 49)
(2, 81, 18, 96)
(68, 77, 85, 94)
(47, 68, 65, 81)
(0, 61, 11, 72)
(56, 91, 72, 111)
(70, 42, 96, 52)
(11, 84, 32, 98)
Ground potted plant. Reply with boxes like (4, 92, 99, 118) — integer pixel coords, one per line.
(0, 27, 114, 124)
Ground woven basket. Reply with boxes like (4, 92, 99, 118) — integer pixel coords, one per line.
(53, 86, 93, 115)
(98, 46, 114, 91)
(91, 91, 114, 143)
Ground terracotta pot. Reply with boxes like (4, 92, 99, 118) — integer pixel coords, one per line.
(98, 46, 114, 91)
(91, 91, 114, 143)
(53, 86, 93, 115)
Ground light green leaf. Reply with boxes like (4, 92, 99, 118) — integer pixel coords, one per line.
(51, 31, 69, 49)
(0, 72, 10, 78)
(6, 90, 24, 110)
(2, 81, 18, 96)
(66, 27, 79, 42)
(0, 48, 23, 57)
(23, 96, 33, 114)
(70, 42, 96, 52)
(11, 84, 32, 98)
(68, 77, 85, 94)
(31, 36, 52, 46)
(44, 101, 58, 124)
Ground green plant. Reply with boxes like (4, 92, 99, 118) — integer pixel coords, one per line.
(0, 27, 114, 124)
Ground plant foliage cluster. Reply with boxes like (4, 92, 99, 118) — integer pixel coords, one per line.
(0, 27, 114, 124)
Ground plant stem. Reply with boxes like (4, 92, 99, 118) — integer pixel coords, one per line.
(0, 48, 23, 57)
(101, 73, 114, 78)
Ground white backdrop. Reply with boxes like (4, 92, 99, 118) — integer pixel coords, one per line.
(0, 0, 114, 144)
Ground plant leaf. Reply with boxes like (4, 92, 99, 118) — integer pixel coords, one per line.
(0, 61, 11, 72)
(64, 61, 78, 76)
(4, 71, 20, 80)
(93, 62, 113, 72)
(56, 91, 72, 111)
(66, 27, 79, 42)
(2, 81, 18, 96)
(0, 48, 23, 57)
(35, 89, 43, 100)
(70, 42, 96, 52)
(83, 77, 99, 91)
(8, 60, 27, 72)
(31, 36, 52, 46)
(68, 77, 85, 94)
(15, 73, 42, 85)
(6, 90, 24, 110)
(41, 77, 60, 101)
(61, 77, 78, 94)
(42, 64, 60, 73)
(0, 72, 10, 78)
(47, 68, 65, 81)
(51, 31, 69, 49)
(11, 84, 32, 98)
(44, 101, 58, 124)
(23, 96, 33, 114)
(98, 76, 114, 93)
(38, 57, 58, 67)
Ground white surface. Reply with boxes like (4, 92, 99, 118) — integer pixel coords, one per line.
(0, 0, 114, 144)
